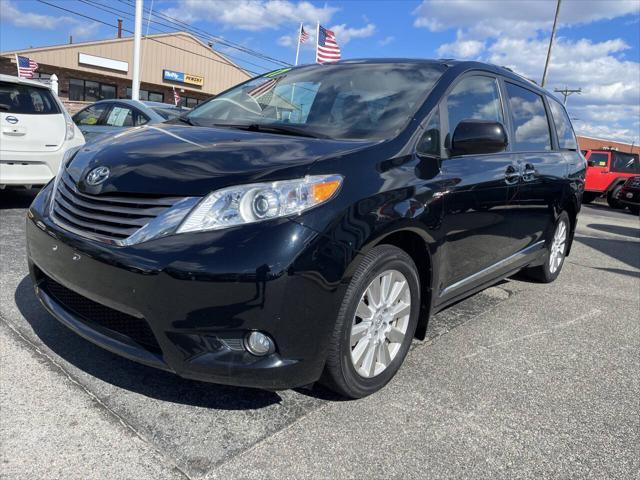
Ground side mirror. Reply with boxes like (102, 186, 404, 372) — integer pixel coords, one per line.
(451, 120, 508, 156)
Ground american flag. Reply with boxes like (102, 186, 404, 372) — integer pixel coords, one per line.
(299, 25, 309, 44)
(16, 55, 38, 78)
(316, 25, 340, 64)
(247, 77, 281, 102)
(173, 86, 181, 106)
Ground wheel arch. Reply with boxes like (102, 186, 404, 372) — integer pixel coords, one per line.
(372, 228, 434, 340)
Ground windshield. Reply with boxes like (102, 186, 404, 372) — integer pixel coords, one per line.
(186, 63, 445, 140)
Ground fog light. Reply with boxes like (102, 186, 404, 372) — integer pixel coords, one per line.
(244, 331, 275, 356)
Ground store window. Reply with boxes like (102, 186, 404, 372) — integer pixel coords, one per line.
(126, 87, 164, 103)
(69, 78, 116, 101)
(183, 96, 203, 108)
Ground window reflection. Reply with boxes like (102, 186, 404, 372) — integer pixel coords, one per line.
(505, 83, 551, 152)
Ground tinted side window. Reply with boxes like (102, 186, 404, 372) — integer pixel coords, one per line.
(74, 103, 109, 125)
(588, 152, 609, 167)
(446, 76, 503, 135)
(611, 151, 640, 173)
(505, 83, 551, 151)
(548, 98, 577, 150)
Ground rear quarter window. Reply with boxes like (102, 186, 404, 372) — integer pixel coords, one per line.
(548, 98, 577, 150)
(0, 81, 60, 114)
(611, 151, 640, 174)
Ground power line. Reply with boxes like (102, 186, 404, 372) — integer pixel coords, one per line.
(554, 86, 581, 105)
(76, 0, 277, 72)
(117, 0, 291, 68)
(35, 0, 262, 76)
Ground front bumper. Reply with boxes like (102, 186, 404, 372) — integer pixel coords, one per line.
(26, 185, 350, 390)
(0, 140, 83, 186)
(617, 188, 640, 207)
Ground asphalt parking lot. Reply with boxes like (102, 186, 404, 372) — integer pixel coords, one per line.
(1, 189, 638, 480)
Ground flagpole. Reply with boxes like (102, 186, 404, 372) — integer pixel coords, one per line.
(294, 22, 302, 66)
(315, 21, 320, 64)
(14, 54, 20, 78)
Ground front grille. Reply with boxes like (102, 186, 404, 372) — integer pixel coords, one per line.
(52, 171, 182, 242)
(40, 274, 161, 354)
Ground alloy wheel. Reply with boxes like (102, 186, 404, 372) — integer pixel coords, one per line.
(549, 219, 567, 274)
(349, 269, 411, 378)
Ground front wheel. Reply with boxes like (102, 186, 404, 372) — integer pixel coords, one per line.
(522, 212, 570, 283)
(321, 245, 421, 398)
(607, 184, 623, 209)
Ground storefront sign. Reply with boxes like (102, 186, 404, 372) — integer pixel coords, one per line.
(79, 53, 128, 72)
(163, 69, 204, 86)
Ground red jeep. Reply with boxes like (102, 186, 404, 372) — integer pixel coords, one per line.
(582, 149, 640, 207)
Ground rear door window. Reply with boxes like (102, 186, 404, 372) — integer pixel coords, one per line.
(611, 151, 640, 173)
(0, 81, 60, 114)
(104, 105, 135, 127)
(548, 98, 577, 150)
(505, 82, 552, 151)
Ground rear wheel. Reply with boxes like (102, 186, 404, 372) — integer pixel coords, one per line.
(582, 192, 598, 204)
(522, 212, 570, 283)
(607, 184, 623, 209)
(321, 245, 420, 398)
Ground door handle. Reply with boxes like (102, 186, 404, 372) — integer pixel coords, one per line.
(523, 163, 536, 182)
(504, 165, 520, 185)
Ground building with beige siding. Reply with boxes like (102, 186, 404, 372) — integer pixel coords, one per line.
(0, 31, 251, 113)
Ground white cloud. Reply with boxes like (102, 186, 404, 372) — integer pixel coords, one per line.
(162, 0, 338, 31)
(1, 0, 72, 29)
(413, 0, 640, 143)
(330, 23, 376, 44)
(437, 31, 484, 58)
(378, 36, 395, 47)
(1, 0, 102, 40)
(413, 0, 640, 39)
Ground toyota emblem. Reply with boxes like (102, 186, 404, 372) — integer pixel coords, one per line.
(86, 166, 110, 186)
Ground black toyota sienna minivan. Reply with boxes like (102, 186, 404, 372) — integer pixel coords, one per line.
(26, 60, 585, 398)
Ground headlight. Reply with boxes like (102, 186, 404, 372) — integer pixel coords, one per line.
(177, 174, 342, 233)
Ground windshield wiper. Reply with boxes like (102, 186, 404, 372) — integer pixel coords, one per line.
(213, 123, 328, 139)
(175, 116, 198, 126)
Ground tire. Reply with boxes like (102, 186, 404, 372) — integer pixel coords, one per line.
(522, 211, 570, 283)
(628, 205, 639, 215)
(581, 192, 597, 204)
(607, 184, 623, 209)
(321, 245, 421, 398)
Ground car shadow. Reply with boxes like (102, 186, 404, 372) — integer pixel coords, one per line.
(13, 275, 298, 410)
(574, 235, 640, 270)
(0, 188, 39, 209)
(586, 223, 640, 239)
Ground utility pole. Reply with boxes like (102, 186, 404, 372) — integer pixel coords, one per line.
(541, 0, 561, 88)
(554, 86, 581, 105)
(131, 0, 143, 101)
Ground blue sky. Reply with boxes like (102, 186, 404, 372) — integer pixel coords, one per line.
(1, 0, 639, 142)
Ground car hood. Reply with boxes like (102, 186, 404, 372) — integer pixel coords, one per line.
(66, 124, 375, 196)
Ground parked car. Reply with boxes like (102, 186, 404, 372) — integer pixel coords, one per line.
(616, 176, 640, 215)
(26, 60, 584, 398)
(0, 74, 84, 189)
(72, 99, 188, 141)
(582, 149, 640, 207)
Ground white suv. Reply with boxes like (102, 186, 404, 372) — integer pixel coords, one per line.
(0, 74, 84, 188)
